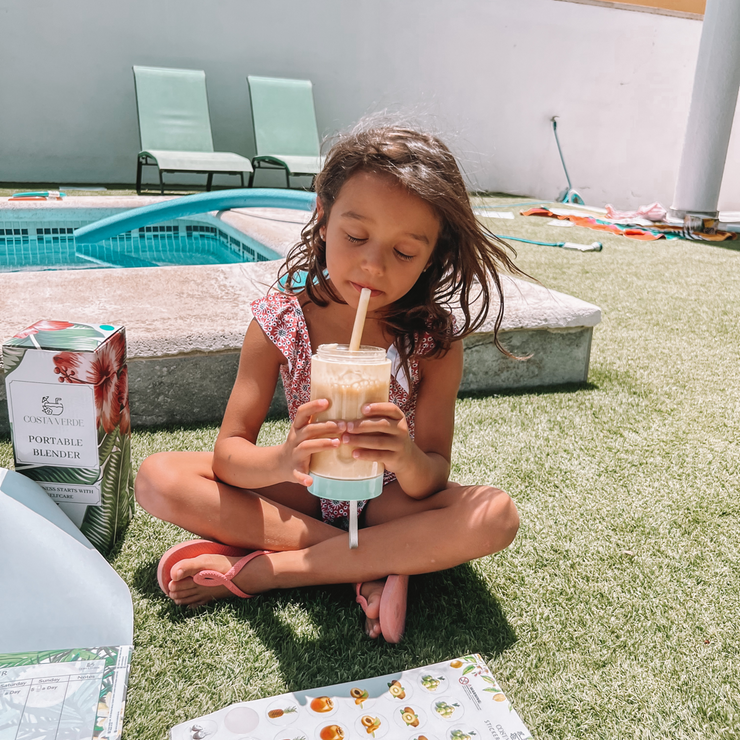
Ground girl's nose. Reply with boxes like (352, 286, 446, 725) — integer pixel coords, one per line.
(361, 243, 385, 275)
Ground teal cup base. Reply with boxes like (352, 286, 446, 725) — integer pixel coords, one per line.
(308, 473, 383, 501)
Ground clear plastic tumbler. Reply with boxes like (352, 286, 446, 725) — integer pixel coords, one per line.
(307, 343, 391, 503)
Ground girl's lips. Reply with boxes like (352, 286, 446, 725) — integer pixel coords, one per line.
(351, 282, 382, 297)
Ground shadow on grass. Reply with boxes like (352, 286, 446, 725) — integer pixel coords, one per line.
(458, 380, 599, 402)
(700, 238, 740, 253)
(131, 558, 515, 691)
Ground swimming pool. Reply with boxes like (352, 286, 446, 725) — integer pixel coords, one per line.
(0, 209, 278, 272)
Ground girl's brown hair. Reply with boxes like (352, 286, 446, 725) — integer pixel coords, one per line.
(278, 123, 528, 375)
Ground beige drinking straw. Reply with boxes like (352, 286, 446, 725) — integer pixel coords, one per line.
(349, 288, 372, 352)
(348, 288, 371, 548)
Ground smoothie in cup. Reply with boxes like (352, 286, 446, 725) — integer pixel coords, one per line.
(307, 344, 391, 501)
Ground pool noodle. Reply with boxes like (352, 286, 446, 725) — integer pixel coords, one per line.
(73, 188, 316, 244)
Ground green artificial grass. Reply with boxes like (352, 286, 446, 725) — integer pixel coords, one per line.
(2, 198, 739, 739)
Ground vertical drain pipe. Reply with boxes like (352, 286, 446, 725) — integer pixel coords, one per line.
(670, 0, 740, 228)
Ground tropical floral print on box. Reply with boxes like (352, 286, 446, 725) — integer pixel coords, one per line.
(3, 321, 134, 555)
(53, 330, 126, 433)
(7, 319, 109, 351)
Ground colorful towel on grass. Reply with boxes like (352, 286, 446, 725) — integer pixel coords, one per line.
(521, 207, 737, 242)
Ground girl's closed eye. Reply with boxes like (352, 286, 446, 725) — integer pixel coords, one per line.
(394, 249, 414, 262)
(346, 234, 365, 244)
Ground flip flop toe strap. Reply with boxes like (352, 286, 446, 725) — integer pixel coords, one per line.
(193, 550, 271, 599)
(355, 582, 369, 610)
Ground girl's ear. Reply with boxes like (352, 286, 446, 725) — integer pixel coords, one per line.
(316, 198, 327, 241)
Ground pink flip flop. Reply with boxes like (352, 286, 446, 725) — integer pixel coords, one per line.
(355, 575, 409, 643)
(379, 574, 409, 644)
(194, 550, 272, 598)
(157, 539, 271, 598)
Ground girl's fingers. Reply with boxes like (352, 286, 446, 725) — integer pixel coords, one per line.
(350, 449, 387, 463)
(345, 418, 396, 435)
(361, 402, 404, 420)
(297, 437, 341, 454)
(343, 434, 402, 453)
(293, 398, 330, 428)
(293, 470, 314, 487)
(300, 420, 343, 439)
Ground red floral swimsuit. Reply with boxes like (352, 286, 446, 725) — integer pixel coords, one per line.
(251, 292, 438, 527)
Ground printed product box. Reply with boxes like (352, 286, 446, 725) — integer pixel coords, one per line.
(2, 320, 134, 554)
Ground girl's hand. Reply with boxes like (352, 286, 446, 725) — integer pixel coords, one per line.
(281, 398, 343, 487)
(342, 402, 414, 475)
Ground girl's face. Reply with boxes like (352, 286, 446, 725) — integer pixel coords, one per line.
(317, 170, 440, 311)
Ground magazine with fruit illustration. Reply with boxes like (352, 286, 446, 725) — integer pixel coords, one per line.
(169, 654, 532, 740)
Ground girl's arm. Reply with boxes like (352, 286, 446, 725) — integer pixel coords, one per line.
(349, 338, 463, 499)
(212, 320, 339, 490)
(394, 338, 463, 497)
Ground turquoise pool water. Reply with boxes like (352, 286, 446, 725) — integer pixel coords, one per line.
(0, 211, 277, 272)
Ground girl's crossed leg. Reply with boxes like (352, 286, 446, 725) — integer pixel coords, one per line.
(135, 451, 519, 636)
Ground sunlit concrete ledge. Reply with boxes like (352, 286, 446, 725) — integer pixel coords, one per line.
(0, 199, 601, 433)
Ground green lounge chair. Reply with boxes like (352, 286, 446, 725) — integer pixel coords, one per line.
(248, 75, 325, 188)
(133, 65, 254, 194)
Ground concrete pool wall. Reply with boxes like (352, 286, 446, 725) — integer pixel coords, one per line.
(0, 197, 601, 434)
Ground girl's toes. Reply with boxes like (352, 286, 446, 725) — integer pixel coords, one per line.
(170, 555, 206, 582)
(359, 579, 384, 620)
(365, 617, 382, 639)
(357, 579, 386, 639)
(170, 553, 234, 583)
(167, 576, 196, 595)
(173, 588, 213, 606)
(169, 585, 201, 605)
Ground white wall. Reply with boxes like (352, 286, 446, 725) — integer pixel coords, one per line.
(1, 0, 738, 210)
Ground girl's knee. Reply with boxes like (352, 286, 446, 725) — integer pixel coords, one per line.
(464, 485, 519, 553)
(494, 490, 519, 549)
(134, 452, 181, 514)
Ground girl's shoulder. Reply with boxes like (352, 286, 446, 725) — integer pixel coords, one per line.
(251, 290, 299, 313)
(250, 291, 305, 328)
(250, 292, 309, 365)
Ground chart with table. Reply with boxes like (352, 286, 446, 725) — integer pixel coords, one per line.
(0, 646, 132, 740)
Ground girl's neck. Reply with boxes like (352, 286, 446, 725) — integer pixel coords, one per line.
(300, 293, 392, 351)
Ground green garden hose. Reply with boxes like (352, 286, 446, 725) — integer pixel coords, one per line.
(500, 235, 603, 251)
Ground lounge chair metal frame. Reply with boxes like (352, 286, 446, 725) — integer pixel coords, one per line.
(135, 154, 252, 195)
(250, 156, 309, 190)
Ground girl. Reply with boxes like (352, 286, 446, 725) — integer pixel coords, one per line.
(135, 124, 522, 643)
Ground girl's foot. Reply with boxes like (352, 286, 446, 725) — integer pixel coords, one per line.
(164, 551, 268, 607)
(378, 574, 408, 643)
(355, 580, 385, 639)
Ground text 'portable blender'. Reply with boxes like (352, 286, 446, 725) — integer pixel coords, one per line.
(308, 289, 390, 547)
